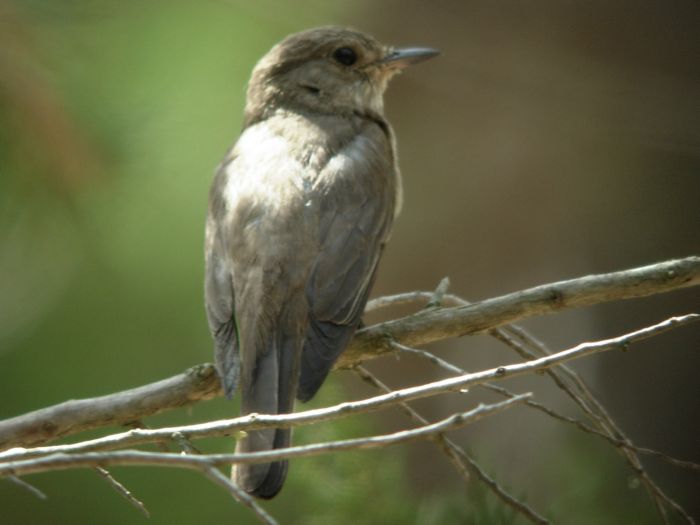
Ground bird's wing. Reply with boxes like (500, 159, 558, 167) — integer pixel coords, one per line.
(204, 163, 241, 398)
(297, 125, 396, 402)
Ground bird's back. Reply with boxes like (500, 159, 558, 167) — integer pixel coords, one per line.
(206, 108, 398, 497)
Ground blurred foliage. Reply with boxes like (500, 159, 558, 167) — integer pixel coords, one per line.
(1, 1, 698, 524)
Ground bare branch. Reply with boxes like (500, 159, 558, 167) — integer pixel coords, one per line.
(2, 314, 695, 471)
(94, 467, 150, 517)
(342, 256, 700, 367)
(172, 433, 277, 525)
(355, 366, 550, 525)
(365, 289, 466, 312)
(0, 259, 696, 523)
(201, 468, 278, 525)
(0, 364, 221, 449)
(0, 396, 529, 477)
(6, 475, 47, 500)
(394, 313, 697, 525)
(397, 343, 699, 472)
(1, 258, 697, 450)
(490, 326, 693, 525)
(353, 365, 473, 482)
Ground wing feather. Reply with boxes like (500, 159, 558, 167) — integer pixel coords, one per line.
(297, 122, 396, 402)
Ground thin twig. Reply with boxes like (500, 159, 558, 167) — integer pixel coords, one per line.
(2, 258, 698, 451)
(395, 343, 699, 472)
(0, 396, 530, 477)
(354, 365, 472, 482)
(425, 277, 451, 309)
(172, 433, 277, 525)
(490, 327, 692, 524)
(392, 342, 696, 524)
(201, 468, 278, 525)
(355, 366, 550, 525)
(2, 315, 696, 466)
(388, 302, 695, 525)
(7, 475, 47, 500)
(389, 284, 697, 525)
(94, 467, 150, 517)
(366, 290, 467, 312)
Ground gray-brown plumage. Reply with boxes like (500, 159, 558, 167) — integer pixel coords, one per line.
(204, 26, 437, 499)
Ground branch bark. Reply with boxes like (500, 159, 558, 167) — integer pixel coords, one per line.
(2, 314, 696, 462)
(340, 256, 700, 367)
(0, 396, 530, 477)
(0, 364, 221, 450)
(0, 256, 697, 450)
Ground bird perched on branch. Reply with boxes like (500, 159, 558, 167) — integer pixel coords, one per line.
(204, 26, 437, 498)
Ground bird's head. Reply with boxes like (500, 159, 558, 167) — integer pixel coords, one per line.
(243, 27, 438, 125)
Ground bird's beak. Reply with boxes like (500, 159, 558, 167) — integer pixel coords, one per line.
(379, 47, 440, 69)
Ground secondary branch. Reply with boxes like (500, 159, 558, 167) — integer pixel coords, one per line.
(0, 256, 697, 450)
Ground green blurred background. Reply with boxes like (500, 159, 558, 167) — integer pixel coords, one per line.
(1, 1, 698, 523)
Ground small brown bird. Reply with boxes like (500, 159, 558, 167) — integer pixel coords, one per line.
(204, 26, 437, 498)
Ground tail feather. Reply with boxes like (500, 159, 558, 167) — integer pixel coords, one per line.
(232, 311, 301, 498)
(233, 426, 290, 499)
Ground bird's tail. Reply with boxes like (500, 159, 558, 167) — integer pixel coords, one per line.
(232, 311, 301, 499)
(233, 425, 291, 499)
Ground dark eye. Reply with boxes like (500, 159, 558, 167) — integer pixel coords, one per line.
(332, 47, 357, 66)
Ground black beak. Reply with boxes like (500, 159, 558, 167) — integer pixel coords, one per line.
(380, 47, 440, 68)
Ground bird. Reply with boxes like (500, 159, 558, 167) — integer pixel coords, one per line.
(204, 26, 437, 499)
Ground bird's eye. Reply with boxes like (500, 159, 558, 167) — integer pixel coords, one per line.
(332, 47, 358, 66)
